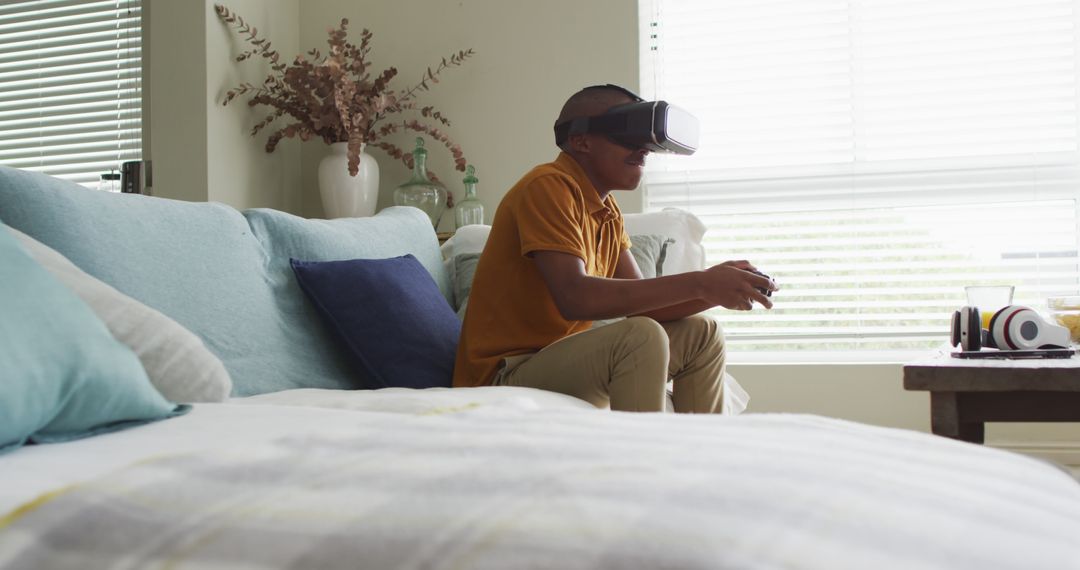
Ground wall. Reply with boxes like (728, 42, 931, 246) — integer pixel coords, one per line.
(731, 362, 1080, 469)
(146, 0, 208, 202)
(296, 0, 641, 225)
(206, 0, 302, 213)
(145, 0, 301, 210)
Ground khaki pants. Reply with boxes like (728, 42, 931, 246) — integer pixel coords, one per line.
(493, 314, 726, 413)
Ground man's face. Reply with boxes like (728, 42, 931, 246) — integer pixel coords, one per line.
(581, 134, 650, 191)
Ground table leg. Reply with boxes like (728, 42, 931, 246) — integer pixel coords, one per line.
(930, 391, 985, 444)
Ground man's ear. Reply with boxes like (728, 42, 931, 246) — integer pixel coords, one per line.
(567, 133, 591, 154)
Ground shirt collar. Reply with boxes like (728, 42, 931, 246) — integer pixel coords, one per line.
(555, 152, 620, 222)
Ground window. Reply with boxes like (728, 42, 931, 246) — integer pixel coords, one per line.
(640, 0, 1080, 354)
(0, 0, 142, 188)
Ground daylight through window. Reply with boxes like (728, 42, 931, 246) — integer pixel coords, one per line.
(640, 0, 1080, 354)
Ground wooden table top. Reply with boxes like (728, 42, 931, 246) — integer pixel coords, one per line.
(904, 350, 1080, 392)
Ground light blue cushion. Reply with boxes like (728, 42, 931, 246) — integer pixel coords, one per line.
(0, 220, 187, 453)
(0, 167, 349, 395)
(244, 207, 450, 301)
(243, 207, 450, 390)
(291, 254, 459, 389)
(0, 166, 450, 396)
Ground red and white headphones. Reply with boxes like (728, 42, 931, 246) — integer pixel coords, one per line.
(951, 305, 1070, 352)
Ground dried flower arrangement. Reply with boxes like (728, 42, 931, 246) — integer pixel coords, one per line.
(214, 4, 472, 197)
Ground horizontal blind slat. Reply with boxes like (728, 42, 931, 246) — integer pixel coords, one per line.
(0, 0, 142, 188)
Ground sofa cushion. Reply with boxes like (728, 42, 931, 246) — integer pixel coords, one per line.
(5, 226, 232, 403)
(243, 205, 449, 305)
(451, 252, 481, 316)
(0, 167, 445, 396)
(628, 234, 676, 279)
(441, 208, 707, 276)
(622, 208, 708, 275)
(290, 254, 459, 389)
(0, 167, 308, 396)
(0, 220, 187, 453)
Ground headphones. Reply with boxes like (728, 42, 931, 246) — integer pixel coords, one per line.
(950, 305, 1071, 351)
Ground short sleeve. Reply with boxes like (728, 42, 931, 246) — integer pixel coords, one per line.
(619, 227, 633, 251)
(515, 174, 590, 261)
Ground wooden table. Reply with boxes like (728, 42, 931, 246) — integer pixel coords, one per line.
(903, 352, 1080, 444)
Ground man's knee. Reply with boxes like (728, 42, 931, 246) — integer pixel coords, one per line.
(622, 316, 669, 348)
(683, 314, 725, 345)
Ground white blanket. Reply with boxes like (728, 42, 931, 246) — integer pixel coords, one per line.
(2, 405, 1078, 569)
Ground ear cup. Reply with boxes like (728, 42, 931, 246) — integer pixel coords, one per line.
(952, 306, 981, 351)
(961, 306, 981, 351)
(967, 307, 981, 351)
(994, 306, 1071, 349)
(991, 305, 1025, 349)
(950, 310, 961, 347)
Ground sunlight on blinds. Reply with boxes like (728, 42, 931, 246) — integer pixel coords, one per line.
(640, 0, 1080, 352)
(0, 0, 142, 187)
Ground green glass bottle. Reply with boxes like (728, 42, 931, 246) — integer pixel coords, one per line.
(393, 137, 447, 228)
(454, 165, 484, 229)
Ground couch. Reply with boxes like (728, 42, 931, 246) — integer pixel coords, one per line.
(2, 166, 1079, 569)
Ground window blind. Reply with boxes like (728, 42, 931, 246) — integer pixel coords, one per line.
(0, 0, 142, 187)
(640, 0, 1080, 353)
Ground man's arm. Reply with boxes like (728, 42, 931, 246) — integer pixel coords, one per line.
(610, 248, 711, 322)
(531, 249, 774, 322)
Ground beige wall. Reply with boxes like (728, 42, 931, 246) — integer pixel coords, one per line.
(296, 0, 641, 226)
(146, 0, 207, 202)
(146, 0, 301, 210)
(732, 362, 1080, 468)
(206, 0, 302, 213)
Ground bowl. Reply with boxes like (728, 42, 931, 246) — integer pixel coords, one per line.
(1046, 296, 1080, 343)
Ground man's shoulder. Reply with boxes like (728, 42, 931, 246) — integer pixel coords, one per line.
(517, 160, 579, 190)
(504, 160, 584, 208)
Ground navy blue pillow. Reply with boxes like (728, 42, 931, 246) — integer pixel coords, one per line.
(290, 254, 459, 389)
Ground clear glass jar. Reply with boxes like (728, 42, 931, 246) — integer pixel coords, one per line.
(98, 172, 121, 193)
(1047, 295, 1080, 343)
(454, 165, 484, 229)
(393, 138, 447, 228)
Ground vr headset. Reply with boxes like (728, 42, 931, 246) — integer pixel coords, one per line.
(553, 84, 700, 155)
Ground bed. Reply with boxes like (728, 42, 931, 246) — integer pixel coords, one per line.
(2, 388, 1079, 569)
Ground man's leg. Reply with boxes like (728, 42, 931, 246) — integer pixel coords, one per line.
(661, 314, 726, 414)
(495, 317, 669, 411)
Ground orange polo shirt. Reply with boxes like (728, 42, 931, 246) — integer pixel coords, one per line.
(453, 152, 633, 388)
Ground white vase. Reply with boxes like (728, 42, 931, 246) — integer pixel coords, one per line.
(317, 142, 379, 218)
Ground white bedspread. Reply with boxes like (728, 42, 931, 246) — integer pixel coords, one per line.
(2, 402, 1078, 569)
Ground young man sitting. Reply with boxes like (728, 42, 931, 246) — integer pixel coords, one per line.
(452, 84, 776, 412)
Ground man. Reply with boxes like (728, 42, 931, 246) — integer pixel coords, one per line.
(452, 84, 776, 412)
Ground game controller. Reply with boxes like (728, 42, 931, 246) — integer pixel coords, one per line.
(749, 269, 773, 297)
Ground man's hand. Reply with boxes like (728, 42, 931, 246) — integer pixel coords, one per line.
(701, 263, 777, 310)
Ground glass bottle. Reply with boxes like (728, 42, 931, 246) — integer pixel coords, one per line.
(393, 137, 447, 228)
(454, 165, 484, 229)
(98, 171, 120, 193)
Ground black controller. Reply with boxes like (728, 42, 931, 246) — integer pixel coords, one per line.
(749, 269, 773, 297)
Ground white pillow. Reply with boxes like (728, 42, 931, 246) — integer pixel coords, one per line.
(7, 226, 232, 403)
(623, 208, 707, 275)
(440, 209, 707, 275)
(440, 224, 491, 260)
